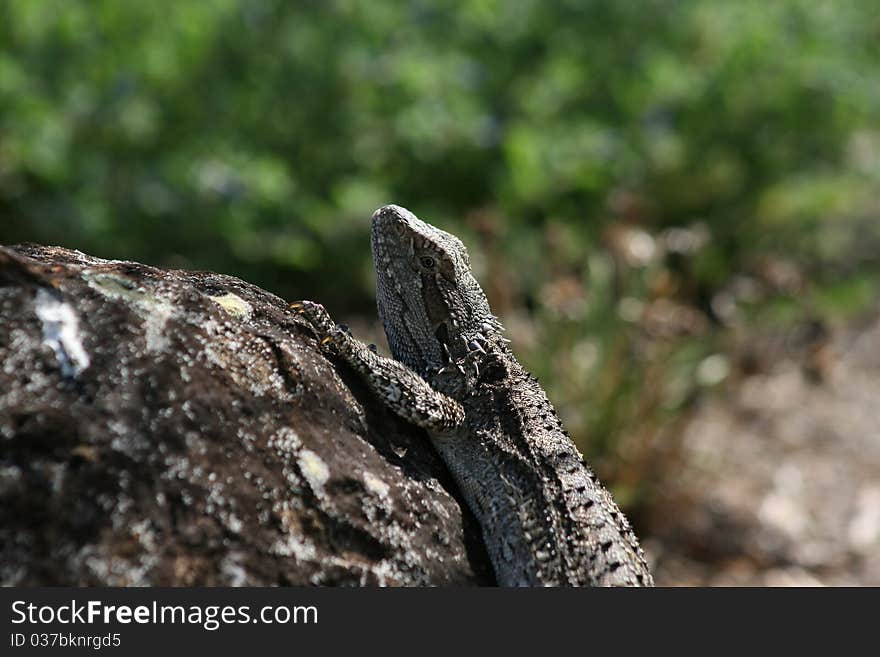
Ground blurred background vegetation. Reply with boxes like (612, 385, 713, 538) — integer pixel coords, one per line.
(2, 0, 879, 581)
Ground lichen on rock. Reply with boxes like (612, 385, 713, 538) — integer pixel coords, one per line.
(0, 244, 492, 586)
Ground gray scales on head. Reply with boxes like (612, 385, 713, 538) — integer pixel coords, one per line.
(292, 204, 653, 586)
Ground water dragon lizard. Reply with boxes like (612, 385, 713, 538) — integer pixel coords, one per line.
(291, 204, 653, 586)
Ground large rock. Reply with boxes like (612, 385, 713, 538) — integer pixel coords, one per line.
(0, 244, 492, 585)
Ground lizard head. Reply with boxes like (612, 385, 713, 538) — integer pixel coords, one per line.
(371, 204, 504, 376)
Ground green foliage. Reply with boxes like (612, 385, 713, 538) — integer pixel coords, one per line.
(2, 0, 878, 477)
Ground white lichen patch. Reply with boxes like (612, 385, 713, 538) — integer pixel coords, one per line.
(363, 471, 390, 499)
(83, 272, 150, 303)
(207, 292, 253, 320)
(34, 288, 91, 377)
(143, 298, 174, 353)
(362, 471, 394, 519)
(271, 533, 318, 562)
(268, 426, 302, 455)
(224, 513, 244, 534)
(368, 560, 397, 587)
(83, 271, 174, 353)
(298, 449, 330, 492)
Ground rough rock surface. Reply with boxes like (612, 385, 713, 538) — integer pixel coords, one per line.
(0, 244, 493, 586)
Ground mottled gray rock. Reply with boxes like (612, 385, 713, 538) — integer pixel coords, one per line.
(0, 244, 492, 586)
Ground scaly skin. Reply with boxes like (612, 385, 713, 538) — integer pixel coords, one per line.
(291, 204, 653, 586)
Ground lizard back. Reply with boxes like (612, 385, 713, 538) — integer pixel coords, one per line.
(433, 342, 652, 585)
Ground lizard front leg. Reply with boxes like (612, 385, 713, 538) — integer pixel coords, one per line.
(290, 301, 465, 432)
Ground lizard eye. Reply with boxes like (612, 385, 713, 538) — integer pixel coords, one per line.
(420, 256, 437, 269)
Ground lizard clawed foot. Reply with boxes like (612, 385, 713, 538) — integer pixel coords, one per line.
(289, 300, 343, 349)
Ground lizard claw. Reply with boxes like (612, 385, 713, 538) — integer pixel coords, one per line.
(288, 300, 340, 349)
